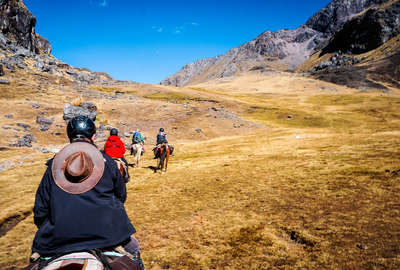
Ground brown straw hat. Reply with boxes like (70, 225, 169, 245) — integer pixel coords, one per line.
(52, 142, 105, 194)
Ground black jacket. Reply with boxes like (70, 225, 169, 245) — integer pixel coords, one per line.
(156, 132, 168, 145)
(32, 149, 135, 256)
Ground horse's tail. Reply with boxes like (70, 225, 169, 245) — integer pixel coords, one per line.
(160, 146, 167, 165)
(131, 145, 137, 156)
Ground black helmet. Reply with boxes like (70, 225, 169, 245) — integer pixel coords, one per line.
(159, 128, 164, 132)
(110, 128, 118, 136)
(67, 115, 96, 142)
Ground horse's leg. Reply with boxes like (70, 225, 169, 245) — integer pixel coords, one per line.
(165, 148, 169, 172)
(160, 147, 167, 173)
(157, 148, 162, 170)
(137, 147, 141, 166)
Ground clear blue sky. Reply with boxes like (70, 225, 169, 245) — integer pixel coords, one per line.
(24, 0, 331, 84)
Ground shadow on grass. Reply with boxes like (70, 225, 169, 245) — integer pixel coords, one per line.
(147, 165, 159, 173)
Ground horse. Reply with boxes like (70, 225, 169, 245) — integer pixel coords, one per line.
(157, 143, 170, 173)
(113, 157, 129, 182)
(22, 249, 143, 270)
(130, 143, 143, 167)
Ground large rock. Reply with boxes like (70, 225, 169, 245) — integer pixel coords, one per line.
(10, 133, 37, 147)
(63, 102, 97, 123)
(36, 115, 54, 131)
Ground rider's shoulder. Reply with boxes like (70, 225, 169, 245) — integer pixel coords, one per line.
(45, 158, 54, 167)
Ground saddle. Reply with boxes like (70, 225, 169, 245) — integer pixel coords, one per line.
(23, 250, 142, 270)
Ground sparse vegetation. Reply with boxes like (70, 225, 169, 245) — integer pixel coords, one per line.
(0, 69, 399, 269)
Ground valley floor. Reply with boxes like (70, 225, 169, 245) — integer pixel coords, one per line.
(0, 71, 399, 269)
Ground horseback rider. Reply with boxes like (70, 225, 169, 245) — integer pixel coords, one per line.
(156, 128, 168, 145)
(132, 128, 145, 153)
(104, 128, 130, 181)
(154, 128, 174, 158)
(30, 116, 144, 268)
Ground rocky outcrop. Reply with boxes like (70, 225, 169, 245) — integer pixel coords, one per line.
(161, 0, 386, 86)
(10, 133, 36, 147)
(0, 0, 115, 85)
(0, 0, 51, 54)
(321, 1, 400, 55)
(63, 102, 97, 123)
(305, 0, 386, 43)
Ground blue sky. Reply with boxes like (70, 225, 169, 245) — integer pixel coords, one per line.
(24, 0, 331, 84)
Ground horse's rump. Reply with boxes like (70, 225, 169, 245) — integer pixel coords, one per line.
(130, 144, 142, 166)
(23, 251, 142, 270)
(113, 158, 128, 180)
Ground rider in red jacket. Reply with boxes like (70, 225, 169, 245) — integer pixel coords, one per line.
(105, 128, 126, 158)
(104, 128, 129, 181)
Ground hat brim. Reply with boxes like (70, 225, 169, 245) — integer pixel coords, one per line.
(52, 142, 105, 194)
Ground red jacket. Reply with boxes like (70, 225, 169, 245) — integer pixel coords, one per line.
(104, 135, 126, 158)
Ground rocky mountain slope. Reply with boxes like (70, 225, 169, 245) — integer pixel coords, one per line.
(0, 0, 115, 85)
(161, 0, 388, 86)
(299, 0, 400, 90)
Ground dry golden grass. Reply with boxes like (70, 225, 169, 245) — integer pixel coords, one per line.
(0, 71, 399, 269)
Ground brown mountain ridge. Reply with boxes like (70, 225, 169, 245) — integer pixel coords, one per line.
(161, 0, 400, 89)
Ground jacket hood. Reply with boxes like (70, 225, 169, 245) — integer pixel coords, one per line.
(107, 135, 121, 142)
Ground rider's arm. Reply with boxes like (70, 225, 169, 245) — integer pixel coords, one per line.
(33, 165, 52, 228)
(120, 139, 126, 155)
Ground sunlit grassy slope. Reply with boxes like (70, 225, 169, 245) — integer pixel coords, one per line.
(0, 70, 399, 269)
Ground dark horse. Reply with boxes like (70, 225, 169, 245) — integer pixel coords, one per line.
(157, 143, 170, 173)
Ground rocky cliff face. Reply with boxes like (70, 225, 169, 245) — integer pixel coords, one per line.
(0, 0, 115, 85)
(161, 0, 386, 86)
(321, 0, 400, 55)
(0, 0, 51, 54)
(304, 0, 400, 90)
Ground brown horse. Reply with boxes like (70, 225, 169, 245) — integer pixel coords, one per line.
(157, 143, 170, 173)
(113, 158, 129, 182)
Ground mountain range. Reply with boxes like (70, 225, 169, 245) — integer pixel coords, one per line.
(161, 0, 400, 89)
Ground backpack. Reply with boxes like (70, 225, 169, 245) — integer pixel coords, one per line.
(132, 132, 140, 143)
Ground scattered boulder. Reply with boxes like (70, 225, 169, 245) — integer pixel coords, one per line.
(96, 131, 106, 138)
(40, 147, 59, 154)
(4, 114, 13, 119)
(0, 80, 10, 85)
(10, 134, 37, 147)
(17, 123, 31, 131)
(0, 64, 4, 76)
(31, 102, 40, 109)
(36, 116, 54, 131)
(314, 53, 361, 71)
(356, 243, 368, 250)
(63, 102, 97, 123)
(195, 128, 202, 133)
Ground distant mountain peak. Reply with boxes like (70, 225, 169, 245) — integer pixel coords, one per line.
(161, 0, 387, 86)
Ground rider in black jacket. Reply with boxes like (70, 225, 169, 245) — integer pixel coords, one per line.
(31, 116, 143, 267)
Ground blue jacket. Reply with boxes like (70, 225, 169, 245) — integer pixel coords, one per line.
(32, 148, 135, 256)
